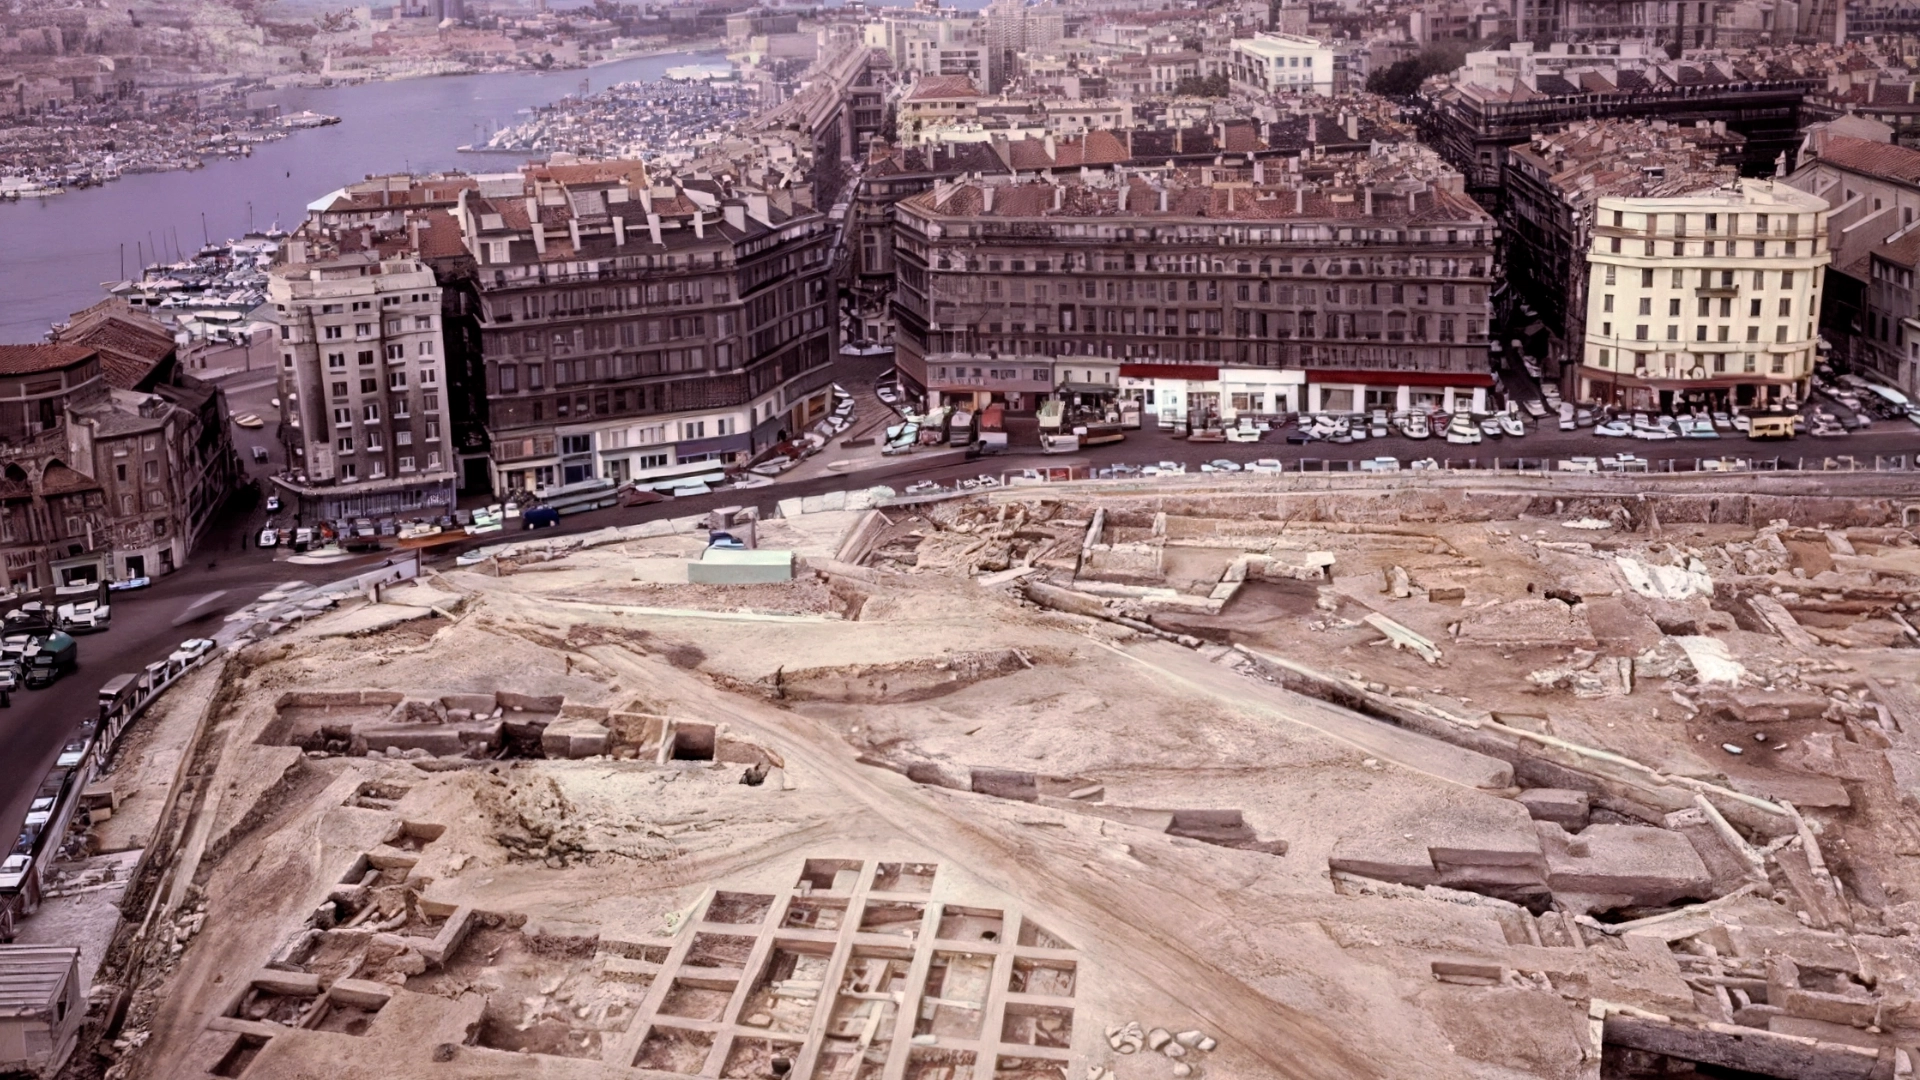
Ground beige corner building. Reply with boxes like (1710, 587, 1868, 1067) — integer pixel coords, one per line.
(1577, 179, 1830, 412)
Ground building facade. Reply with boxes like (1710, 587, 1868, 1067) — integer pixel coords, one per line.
(1226, 33, 1335, 95)
(270, 254, 460, 521)
(456, 162, 835, 495)
(891, 159, 1498, 418)
(1577, 179, 1830, 409)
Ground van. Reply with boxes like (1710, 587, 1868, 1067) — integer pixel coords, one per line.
(251, 446, 269, 463)
(521, 505, 560, 529)
(1747, 414, 1797, 440)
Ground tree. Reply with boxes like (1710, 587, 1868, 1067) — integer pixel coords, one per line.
(1173, 73, 1229, 98)
(1366, 59, 1424, 97)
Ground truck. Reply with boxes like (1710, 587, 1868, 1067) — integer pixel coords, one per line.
(22, 631, 75, 689)
(976, 404, 1008, 451)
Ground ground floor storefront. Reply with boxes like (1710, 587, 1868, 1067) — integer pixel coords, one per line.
(1575, 366, 1806, 412)
(1302, 369, 1492, 415)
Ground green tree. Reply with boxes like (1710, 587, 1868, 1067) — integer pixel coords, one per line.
(1173, 73, 1229, 98)
(1366, 59, 1424, 96)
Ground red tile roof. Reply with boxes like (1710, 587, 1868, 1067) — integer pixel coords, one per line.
(1814, 135, 1920, 185)
(0, 344, 94, 376)
(906, 74, 982, 101)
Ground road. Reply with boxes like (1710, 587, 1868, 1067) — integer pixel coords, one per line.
(0, 366, 375, 879)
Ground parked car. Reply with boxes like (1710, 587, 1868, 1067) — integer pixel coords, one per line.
(108, 576, 150, 592)
(522, 505, 561, 529)
(231, 413, 264, 429)
(1594, 420, 1633, 438)
(251, 446, 269, 463)
(265, 495, 282, 514)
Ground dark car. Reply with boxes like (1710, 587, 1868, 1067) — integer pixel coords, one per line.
(522, 505, 561, 529)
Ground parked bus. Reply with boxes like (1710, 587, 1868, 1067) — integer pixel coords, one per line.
(98, 673, 139, 724)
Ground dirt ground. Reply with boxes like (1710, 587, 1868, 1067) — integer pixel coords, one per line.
(91, 482, 1920, 1080)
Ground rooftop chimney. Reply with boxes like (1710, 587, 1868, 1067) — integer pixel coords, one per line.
(694, 211, 706, 239)
(1295, 187, 1304, 213)
(568, 217, 581, 250)
(1159, 187, 1168, 212)
(983, 184, 995, 212)
(1307, 116, 1317, 143)
(1364, 186, 1372, 216)
(724, 205, 747, 231)
(1254, 159, 1265, 184)
(646, 212, 662, 246)
(613, 216, 626, 246)
(1346, 114, 1358, 141)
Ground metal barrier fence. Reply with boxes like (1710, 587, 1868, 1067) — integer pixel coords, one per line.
(992, 454, 1920, 484)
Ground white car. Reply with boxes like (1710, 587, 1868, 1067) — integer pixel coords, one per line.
(1245, 458, 1284, 474)
(175, 638, 215, 661)
(904, 480, 944, 495)
(265, 495, 281, 513)
(1445, 414, 1481, 445)
(1204, 459, 1242, 472)
(0, 854, 30, 892)
(259, 527, 278, 548)
(1595, 420, 1632, 437)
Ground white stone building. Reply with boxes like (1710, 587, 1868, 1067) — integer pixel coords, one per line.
(1226, 33, 1334, 95)
(1577, 179, 1831, 411)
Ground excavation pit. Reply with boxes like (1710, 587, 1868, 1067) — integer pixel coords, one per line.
(1007, 958, 1075, 997)
(858, 901, 926, 938)
(783, 897, 849, 931)
(634, 1025, 716, 1074)
(707, 891, 776, 925)
(686, 932, 756, 968)
(657, 977, 738, 1022)
(1000, 1004, 1073, 1048)
(797, 858, 864, 893)
(872, 861, 938, 894)
(935, 905, 1003, 945)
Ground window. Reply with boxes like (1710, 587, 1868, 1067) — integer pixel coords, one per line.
(333, 407, 351, 426)
(1641, 269, 1654, 288)
(1667, 298, 1681, 317)
(337, 436, 354, 453)
(359, 378, 377, 394)
(143, 460, 159, 482)
(1778, 298, 1791, 317)
(1750, 299, 1762, 318)
(1603, 294, 1614, 313)
(331, 381, 348, 398)
(389, 370, 407, 390)
(561, 434, 591, 455)
(500, 366, 516, 392)
(355, 323, 372, 337)
(115, 463, 126, 482)
(419, 367, 436, 385)
(425, 419, 440, 440)
(415, 315, 432, 330)
(419, 341, 434, 356)
(1635, 325, 1649, 340)
(399, 456, 415, 472)
(386, 344, 404, 360)
(1781, 271, 1795, 288)
(363, 403, 380, 422)
(682, 420, 706, 440)
(1605, 266, 1616, 286)
(396, 430, 412, 446)
(327, 353, 346, 369)
(1638, 298, 1652, 316)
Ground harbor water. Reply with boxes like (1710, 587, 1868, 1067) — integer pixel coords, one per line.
(0, 49, 724, 342)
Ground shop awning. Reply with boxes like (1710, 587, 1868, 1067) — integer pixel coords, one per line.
(1057, 382, 1118, 395)
(1583, 370, 1793, 391)
(1305, 369, 1495, 388)
(1119, 363, 1219, 381)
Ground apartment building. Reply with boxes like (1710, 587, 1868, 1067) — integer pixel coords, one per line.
(1578, 179, 1831, 410)
(1787, 132, 1920, 390)
(456, 161, 835, 495)
(890, 156, 1498, 418)
(1226, 34, 1335, 95)
(898, 75, 984, 146)
(1502, 119, 1743, 362)
(269, 254, 458, 521)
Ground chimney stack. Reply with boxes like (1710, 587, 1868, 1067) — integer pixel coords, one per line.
(613, 216, 626, 246)
(1346, 113, 1358, 141)
(983, 184, 995, 212)
(694, 211, 706, 239)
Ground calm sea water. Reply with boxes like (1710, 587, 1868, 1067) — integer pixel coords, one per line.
(0, 49, 724, 342)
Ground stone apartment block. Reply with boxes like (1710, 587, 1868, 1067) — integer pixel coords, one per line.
(455, 161, 835, 495)
(269, 254, 459, 521)
(0, 307, 240, 590)
(1501, 118, 1743, 366)
(1578, 179, 1831, 410)
(890, 155, 1498, 419)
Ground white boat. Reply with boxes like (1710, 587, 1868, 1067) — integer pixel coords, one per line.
(1498, 411, 1525, 438)
(1521, 399, 1548, 419)
(1400, 413, 1431, 439)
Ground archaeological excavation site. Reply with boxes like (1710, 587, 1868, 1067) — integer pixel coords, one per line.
(72, 473, 1920, 1080)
